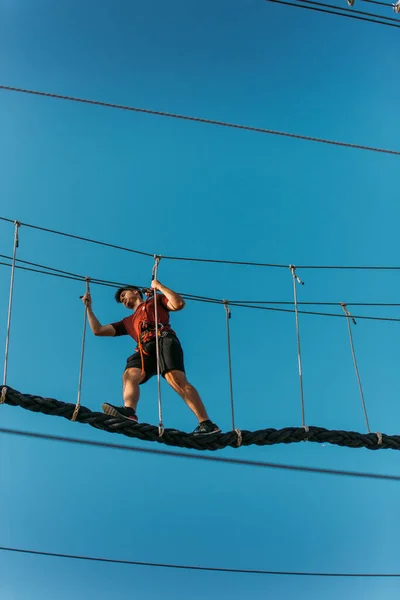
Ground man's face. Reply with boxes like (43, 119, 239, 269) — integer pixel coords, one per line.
(120, 289, 141, 309)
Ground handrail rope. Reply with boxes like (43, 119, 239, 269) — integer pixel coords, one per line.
(4, 216, 400, 271)
(0, 258, 400, 322)
(4, 251, 400, 307)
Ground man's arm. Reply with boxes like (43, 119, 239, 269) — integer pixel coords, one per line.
(82, 293, 116, 336)
(151, 280, 185, 311)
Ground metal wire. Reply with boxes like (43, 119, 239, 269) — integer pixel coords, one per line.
(1, 426, 399, 482)
(1, 86, 400, 155)
(299, 0, 400, 22)
(265, 0, 400, 27)
(1, 544, 400, 577)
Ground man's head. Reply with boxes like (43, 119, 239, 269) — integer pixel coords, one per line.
(114, 286, 143, 309)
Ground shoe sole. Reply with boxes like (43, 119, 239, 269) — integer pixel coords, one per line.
(102, 403, 138, 423)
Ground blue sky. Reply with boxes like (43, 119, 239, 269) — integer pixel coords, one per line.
(1, 0, 400, 598)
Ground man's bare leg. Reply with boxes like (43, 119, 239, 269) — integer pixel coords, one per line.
(123, 367, 144, 411)
(164, 370, 209, 422)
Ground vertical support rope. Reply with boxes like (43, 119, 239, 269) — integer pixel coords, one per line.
(340, 303, 371, 433)
(3, 221, 20, 386)
(72, 278, 91, 422)
(152, 255, 164, 436)
(289, 265, 306, 428)
(223, 300, 236, 431)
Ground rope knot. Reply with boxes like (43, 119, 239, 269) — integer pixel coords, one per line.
(376, 432, 383, 445)
(158, 424, 165, 438)
(14, 221, 21, 248)
(223, 300, 231, 318)
(340, 302, 357, 325)
(289, 265, 304, 285)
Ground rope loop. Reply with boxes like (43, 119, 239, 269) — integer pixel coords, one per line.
(235, 428, 242, 447)
(0, 387, 7, 404)
(71, 404, 80, 422)
(158, 423, 165, 438)
(152, 255, 162, 280)
(222, 299, 231, 318)
(376, 432, 383, 445)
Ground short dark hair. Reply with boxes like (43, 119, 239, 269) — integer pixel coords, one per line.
(114, 286, 143, 303)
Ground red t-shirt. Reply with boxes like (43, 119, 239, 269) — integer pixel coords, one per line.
(112, 294, 174, 343)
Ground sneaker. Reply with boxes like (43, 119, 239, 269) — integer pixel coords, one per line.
(193, 420, 221, 435)
(102, 403, 138, 422)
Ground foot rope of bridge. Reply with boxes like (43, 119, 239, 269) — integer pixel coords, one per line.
(1, 386, 397, 451)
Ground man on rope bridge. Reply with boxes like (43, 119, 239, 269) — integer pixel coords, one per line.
(82, 280, 220, 435)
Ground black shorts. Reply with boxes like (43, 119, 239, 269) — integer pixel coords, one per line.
(125, 333, 185, 383)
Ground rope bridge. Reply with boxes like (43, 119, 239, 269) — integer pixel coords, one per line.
(1, 386, 397, 451)
(1, 218, 399, 451)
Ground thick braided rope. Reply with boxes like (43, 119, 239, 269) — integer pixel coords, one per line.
(1, 386, 398, 451)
